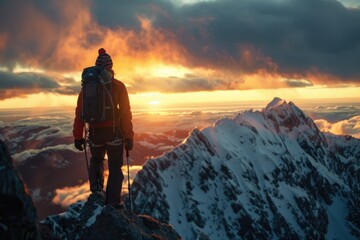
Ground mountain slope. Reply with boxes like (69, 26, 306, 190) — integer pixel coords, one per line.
(131, 98, 360, 240)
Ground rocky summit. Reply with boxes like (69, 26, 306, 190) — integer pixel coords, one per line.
(131, 98, 360, 240)
(41, 192, 181, 240)
(0, 139, 181, 240)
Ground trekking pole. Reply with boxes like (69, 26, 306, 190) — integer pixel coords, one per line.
(84, 127, 90, 180)
(126, 150, 132, 213)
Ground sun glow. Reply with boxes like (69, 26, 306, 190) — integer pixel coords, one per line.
(12, 64, 45, 73)
(149, 100, 161, 106)
(125, 63, 192, 83)
(150, 65, 190, 78)
(1, 87, 360, 110)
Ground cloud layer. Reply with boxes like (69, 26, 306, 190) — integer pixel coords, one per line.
(315, 116, 360, 138)
(0, 71, 80, 99)
(0, 0, 359, 99)
(52, 166, 143, 207)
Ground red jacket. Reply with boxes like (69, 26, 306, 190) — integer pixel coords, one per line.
(73, 78, 134, 140)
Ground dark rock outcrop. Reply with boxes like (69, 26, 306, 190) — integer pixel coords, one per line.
(0, 140, 38, 239)
(41, 192, 181, 240)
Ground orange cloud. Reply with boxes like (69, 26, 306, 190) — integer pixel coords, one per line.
(3, 1, 196, 74)
(1, 0, 359, 99)
(0, 32, 7, 51)
(52, 166, 142, 208)
(305, 72, 359, 87)
(52, 183, 90, 208)
(0, 89, 41, 100)
(48, 13, 190, 84)
(45, 6, 186, 68)
(315, 116, 360, 138)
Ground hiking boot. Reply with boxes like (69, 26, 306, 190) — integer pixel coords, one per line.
(89, 190, 106, 204)
(90, 183, 103, 193)
(93, 190, 105, 197)
(110, 202, 124, 210)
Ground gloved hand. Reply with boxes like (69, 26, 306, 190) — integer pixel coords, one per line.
(125, 138, 133, 151)
(74, 138, 85, 151)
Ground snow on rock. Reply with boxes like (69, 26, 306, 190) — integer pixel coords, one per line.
(40, 192, 181, 240)
(131, 98, 360, 240)
(265, 97, 286, 110)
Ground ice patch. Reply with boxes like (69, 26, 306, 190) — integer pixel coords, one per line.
(31, 188, 42, 202)
(85, 204, 103, 227)
(325, 197, 354, 239)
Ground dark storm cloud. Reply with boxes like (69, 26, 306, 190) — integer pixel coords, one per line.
(0, 0, 54, 69)
(55, 85, 81, 95)
(0, 0, 359, 89)
(91, 0, 177, 30)
(0, 71, 60, 89)
(91, 0, 360, 81)
(283, 78, 313, 87)
(0, 0, 89, 70)
(0, 71, 79, 99)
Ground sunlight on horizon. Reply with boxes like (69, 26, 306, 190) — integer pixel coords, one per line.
(149, 100, 161, 106)
(0, 87, 360, 110)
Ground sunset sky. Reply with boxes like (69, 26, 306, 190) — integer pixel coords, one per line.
(0, 0, 359, 109)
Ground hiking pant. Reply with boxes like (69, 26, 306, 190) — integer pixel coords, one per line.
(89, 127, 124, 205)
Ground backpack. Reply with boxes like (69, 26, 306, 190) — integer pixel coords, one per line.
(81, 66, 115, 124)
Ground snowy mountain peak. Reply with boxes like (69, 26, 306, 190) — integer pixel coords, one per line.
(265, 97, 286, 110)
(131, 99, 360, 240)
(264, 97, 305, 121)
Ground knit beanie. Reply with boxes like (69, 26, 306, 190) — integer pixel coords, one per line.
(95, 48, 113, 69)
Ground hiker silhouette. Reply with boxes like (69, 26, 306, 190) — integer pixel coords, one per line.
(73, 48, 134, 207)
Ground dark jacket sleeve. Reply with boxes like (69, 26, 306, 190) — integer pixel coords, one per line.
(73, 91, 84, 140)
(115, 80, 134, 139)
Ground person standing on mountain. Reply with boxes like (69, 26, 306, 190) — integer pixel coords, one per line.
(72, 48, 134, 208)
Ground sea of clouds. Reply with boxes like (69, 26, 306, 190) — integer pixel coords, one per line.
(0, 99, 359, 218)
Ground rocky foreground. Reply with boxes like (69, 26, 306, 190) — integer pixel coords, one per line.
(0, 140, 181, 240)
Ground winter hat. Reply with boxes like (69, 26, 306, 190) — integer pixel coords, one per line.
(95, 48, 113, 69)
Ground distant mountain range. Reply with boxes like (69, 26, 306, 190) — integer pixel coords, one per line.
(131, 98, 360, 239)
